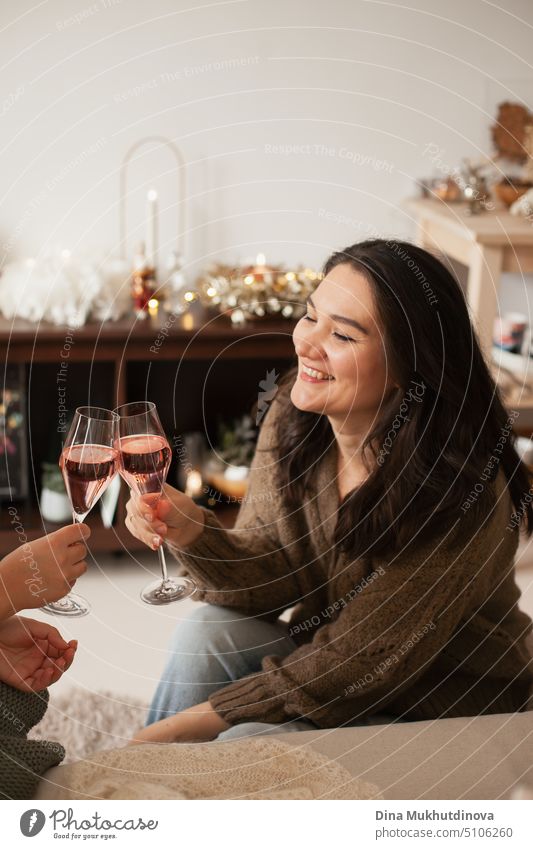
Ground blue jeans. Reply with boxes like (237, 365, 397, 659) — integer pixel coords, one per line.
(147, 604, 394, 741)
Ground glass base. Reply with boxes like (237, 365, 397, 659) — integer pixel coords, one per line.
(140, 576, 196, 605)
(42, 593, 91, 617)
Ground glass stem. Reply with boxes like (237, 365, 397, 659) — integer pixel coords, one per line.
(158, 544, 169, 583)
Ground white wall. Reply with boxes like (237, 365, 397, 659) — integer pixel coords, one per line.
(1, 0, 533, 300)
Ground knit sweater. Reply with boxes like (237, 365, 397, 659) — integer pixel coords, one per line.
(0, 682, 64, 799)
(171, 396, 533, 729)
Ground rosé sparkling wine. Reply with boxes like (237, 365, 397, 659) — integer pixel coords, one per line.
(115, 400, 196, 606)
(118, 434, 171, 495)
(60, 443, 118, 520)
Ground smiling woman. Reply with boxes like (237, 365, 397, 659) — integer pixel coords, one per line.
(290, 260, 398, 501)
(290, 266, 398, 500)
(124, 239, 533, 744)
(282, 239, 533, 559)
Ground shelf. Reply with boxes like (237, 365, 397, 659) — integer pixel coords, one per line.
(491, 347, 533, 425)
(405, 196, 533, 363)
(492, 346, 533, 380)
(0, 311, 294, 560)
(0, 308, 298, 362)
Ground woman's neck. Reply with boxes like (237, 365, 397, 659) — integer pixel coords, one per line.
(329, 419, 374, 499)
(329, 420, 371, 467)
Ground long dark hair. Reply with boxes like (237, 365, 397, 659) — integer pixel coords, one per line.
(273, 239, 532, 560)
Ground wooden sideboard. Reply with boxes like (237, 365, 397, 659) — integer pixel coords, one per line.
(0, 306, 297, 556)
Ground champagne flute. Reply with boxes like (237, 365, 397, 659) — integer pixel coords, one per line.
(115, 401, 196, 605)
(43, 406, 119, 617)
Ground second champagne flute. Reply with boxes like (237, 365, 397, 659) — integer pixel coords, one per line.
(115, 401, 196, 604)
(44, 406, 119, 617)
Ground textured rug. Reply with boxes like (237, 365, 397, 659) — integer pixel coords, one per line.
(30, 688, 149, 763)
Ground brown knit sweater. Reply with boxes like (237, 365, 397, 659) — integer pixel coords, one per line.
(171, 397, 533, 729)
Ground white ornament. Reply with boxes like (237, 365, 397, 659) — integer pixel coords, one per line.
(510, 188, 533, 217)
(163, 250, 188, 314)
(0, 250, 131, 326)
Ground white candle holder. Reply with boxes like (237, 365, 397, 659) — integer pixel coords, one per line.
(119, 135, 187, 266)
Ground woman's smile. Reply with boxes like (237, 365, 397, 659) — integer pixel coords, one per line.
(291, 264, 395, 426)
(299, 362, 334, 382)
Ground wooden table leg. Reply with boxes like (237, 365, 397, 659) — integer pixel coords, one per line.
(466, 243, 503, 362)
(414, 218, 428, 249)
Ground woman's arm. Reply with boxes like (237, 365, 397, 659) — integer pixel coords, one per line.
(126, 400, 303, 616)
(129, 700, 229, 745)
(205, 509, 523, 728)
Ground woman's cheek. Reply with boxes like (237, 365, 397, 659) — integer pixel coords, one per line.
(330, 346, 357, 378)
(292, 318, 307, 349)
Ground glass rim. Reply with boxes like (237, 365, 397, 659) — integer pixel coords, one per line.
(114, 401, 156, 418)
(75, 406, 119, 422)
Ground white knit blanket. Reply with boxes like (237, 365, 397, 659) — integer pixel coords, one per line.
(38, 737, 382, 800)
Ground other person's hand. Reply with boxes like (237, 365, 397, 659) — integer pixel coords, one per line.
(0, 524, 91, 616)
(0, 615, 77, 692)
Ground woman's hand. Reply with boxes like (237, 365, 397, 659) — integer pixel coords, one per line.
(125, 483, 205, 552)
(0, 615, 77, 692)
(129, 700, 230, 745)
(0, 524, 91, 617)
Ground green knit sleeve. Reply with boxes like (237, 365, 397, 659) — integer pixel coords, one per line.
(0, 682, 64, 799)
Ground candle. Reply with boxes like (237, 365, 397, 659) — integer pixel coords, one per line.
(146, 189, 158, 268)
(248, 252, 269, 284)
(182, 312, 194, 331)
(185, 469, 203, 499)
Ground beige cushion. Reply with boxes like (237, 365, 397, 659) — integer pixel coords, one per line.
(276, 711, 533, 799)
(37, 711, 533, 800)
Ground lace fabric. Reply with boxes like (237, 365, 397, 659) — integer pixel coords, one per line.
(39, 737, 382, 800)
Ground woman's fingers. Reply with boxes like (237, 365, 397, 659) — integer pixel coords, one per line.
(137, 511, 167, 538)
(62, 645, 76, 671)
(36, 623, 69, 650)
(125, 506, 165, 550)
(128, 495, 166, 533)
(72, 559, 88, 578)
(35, 637, 49, 655)
(26, 664, 55, 693)
(125, 511, 154, 548)
(51, 523, 91, 547)
(44, 667, 58, 687)
(68, 541, 87, 564)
